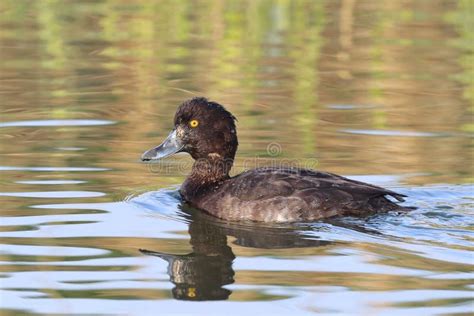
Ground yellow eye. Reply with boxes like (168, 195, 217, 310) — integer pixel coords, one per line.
(189, 119, 199, 128)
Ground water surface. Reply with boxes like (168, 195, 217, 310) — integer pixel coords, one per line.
(0, 0, 473, 315)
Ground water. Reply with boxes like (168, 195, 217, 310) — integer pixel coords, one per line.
(1, 0, 473, 315)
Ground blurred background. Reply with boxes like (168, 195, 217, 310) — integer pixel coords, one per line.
(0, 0, 473, 315)
(1, 0, 473, 186)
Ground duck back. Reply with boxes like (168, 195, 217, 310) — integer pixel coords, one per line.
(181, 167, 408, 222)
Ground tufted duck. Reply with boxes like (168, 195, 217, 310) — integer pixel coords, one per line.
(141, 97, 409, 222)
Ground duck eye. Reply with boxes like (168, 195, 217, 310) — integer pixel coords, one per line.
(189, 119, 199, 128)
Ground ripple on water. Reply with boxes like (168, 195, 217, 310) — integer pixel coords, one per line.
(0, 183, 472, 315)
(0, 119, 115, 128)
(0, 166, 108, 172)
(16, 180, 86, 185)
(0, 244, 108, 257)
(340, 129, 442, 137)
(0, 191, 105, 198)
(55, 147, 86, 151)
(0, 188, 188, 239)
(125, 187, 189, 223)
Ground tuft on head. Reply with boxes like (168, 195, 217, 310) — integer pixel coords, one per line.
(173, 97, 238, 161)
(174, 97, 237, 127)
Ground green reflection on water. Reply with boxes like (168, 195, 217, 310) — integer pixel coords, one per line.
(0, 0, 473, 312)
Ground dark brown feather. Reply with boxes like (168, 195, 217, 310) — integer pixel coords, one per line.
(182, 167, 409, 222)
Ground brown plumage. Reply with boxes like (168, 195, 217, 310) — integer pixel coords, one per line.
(142, 97, 410, 223)
(182, 167, 408, 222)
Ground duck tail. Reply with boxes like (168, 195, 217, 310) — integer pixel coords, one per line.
(370, 195, 415, 213)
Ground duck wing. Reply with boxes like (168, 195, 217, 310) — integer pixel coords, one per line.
(199, 167, 407, 222)
(228, 167, 405, 201)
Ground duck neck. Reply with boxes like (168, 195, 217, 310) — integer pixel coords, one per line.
(182, 153, 234, 198)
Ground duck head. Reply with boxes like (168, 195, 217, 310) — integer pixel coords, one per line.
(141, 97, 238, 164)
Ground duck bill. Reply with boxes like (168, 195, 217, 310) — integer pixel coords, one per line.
(141, 129, 183, 161)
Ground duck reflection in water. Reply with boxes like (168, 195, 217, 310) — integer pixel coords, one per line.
(140, 204, 332, 301)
